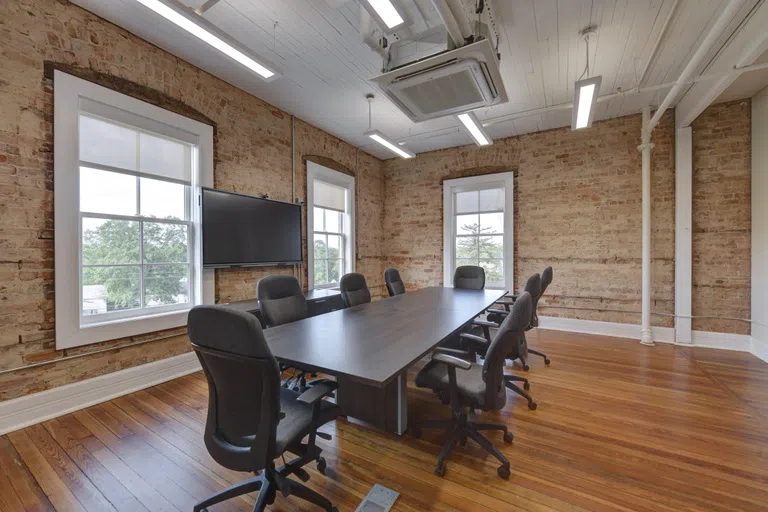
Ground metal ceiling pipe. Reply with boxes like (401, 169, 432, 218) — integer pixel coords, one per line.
(648, 0, 749, 131)
(479, 60, 768, 129)
(194, 0, 220, 15)
(431, 0, 466, 47)
(445, 0, 473, 40)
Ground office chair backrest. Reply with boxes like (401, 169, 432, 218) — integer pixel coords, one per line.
(257, 275, 308, 327)
(453, 265, 485, 290)
(188, 305, 281, 472)
(340, 272, 371, 307)
(482, 292, 532, 410)
(540, 266, 553, 294)
(384, 267, 405, 296)
(522, 273, 542, 329)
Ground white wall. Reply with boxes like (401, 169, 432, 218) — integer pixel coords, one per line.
(753, 86, 768, 362)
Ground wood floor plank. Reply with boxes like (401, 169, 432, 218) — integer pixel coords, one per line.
(0, 436, 55, 512)
(22, 424, 116, 512)
(43, 418, 148, 512)
(73, 409, 196, 511)
(6, 430, 86, 512)
(0, 457, 25, 512)
(2, 330, 768, 511)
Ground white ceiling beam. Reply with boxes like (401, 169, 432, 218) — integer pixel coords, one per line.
(647, 0, 750, 132)
(675, 0, 768, 128)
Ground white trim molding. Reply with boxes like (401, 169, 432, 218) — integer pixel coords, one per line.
(306, 161, 356, 290)
(539, 316, 675, 343)
(443, 172, 514, 291)
(0, 352, 201, 436)
(752, 334, 768, 363)
(675, 125, 693, 345)
(539, 316, 752, 352)
(54, 70, 214, 349)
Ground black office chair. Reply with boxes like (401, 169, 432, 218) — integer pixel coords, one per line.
(257, 275, 313, 391)
(258, 274, 308, 327)
(384, 267, 406, 296)
(465, 273, 540, 410)
(188, 306, 339, 512)
(525, 266, 553, 366)
(453, 265, 486, 290)
(482, 272, 551, 370)
(340, 272, 371, 307)
(413, 292, 532, 479)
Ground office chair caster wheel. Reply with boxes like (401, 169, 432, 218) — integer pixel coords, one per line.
(316, 457, 327, 474)
(544, 358, 551, 365)
(435, 461, 446, 477)
(412, 427, 421, 439)
(497, 465, 510, 480)
(523, 381, 530, 390)
(503, 431, 513, 443)
(528, 401, 537, 410)
(522, 364, 530, 371)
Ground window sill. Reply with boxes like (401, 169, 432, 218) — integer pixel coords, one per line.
(80, 306, 192, 330)
(57, 308, 191, 350)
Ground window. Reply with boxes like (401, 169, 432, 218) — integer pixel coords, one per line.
(54, 71, 213, 349)
(307, 162, 355, 289)
(443, 173, 514, 291)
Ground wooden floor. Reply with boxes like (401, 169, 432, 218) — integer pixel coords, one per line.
(2, 330, 768, 512)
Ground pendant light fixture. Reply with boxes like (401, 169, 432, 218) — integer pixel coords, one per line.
(364, 94, 415, 159)
(572, 27, 601, 130)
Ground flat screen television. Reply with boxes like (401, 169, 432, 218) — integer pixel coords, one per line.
(202, 188, 302, 268)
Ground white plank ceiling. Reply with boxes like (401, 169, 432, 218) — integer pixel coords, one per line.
(69, 0, 763, 159)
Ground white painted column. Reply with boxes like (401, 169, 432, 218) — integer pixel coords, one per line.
(640, 107, 655, 346)
(675, 126, 693, 344)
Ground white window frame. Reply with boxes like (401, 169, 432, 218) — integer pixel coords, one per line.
(54, 71, 214, 349)
(443, 172, 514, 292)
(306, 161, 355, 290)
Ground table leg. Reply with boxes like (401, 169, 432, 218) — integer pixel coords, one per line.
(336, 373, 408, 435)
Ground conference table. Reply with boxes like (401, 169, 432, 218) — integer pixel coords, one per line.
(262, 286, 506, 435)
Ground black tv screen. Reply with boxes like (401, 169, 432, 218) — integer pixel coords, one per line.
(202, 188, 302, 267)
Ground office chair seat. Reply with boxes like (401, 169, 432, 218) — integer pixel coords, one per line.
(415, 362, 488, 407)
(276, 388, 339, 453)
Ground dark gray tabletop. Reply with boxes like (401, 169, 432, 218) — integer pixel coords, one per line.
(263, 286, 506, 387)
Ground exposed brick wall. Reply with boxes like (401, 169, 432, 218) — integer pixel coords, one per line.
(383, 113, 677, 327)
(0, 0, 384, 400)
(692, 100, 751, 334)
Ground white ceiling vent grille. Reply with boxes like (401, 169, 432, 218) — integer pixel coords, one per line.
(371, 39, 507, 122)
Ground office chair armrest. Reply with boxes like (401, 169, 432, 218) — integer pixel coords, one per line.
(486, 307, 509, 316)
(434, 346, 473, 358)
(495, 297, 516, 305)
(473, 319, 499, 328)
(432, 352, 472, 370)
(460, 332, 488, 348)
(297, 381, 338, 405)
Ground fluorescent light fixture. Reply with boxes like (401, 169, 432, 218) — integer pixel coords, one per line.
(572, 76, 602, 130)
(134, 0, 278, 80)
(365, 130, 415, 159)
(457, 112, 493, 146)
(362, 0, 410, 33)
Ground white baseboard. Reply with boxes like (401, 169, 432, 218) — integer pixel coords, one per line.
(538, 316, 753, 351)
(688, 330, 752, 352)
(0, 352, 201, 436)
(752, 337, 768, 362)
(538, 316, 675, 343)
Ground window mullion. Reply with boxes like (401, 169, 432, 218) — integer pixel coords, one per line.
(139, 221, 145, 309)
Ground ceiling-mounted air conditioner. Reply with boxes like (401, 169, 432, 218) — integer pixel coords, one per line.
(370, 38, 507, 123)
